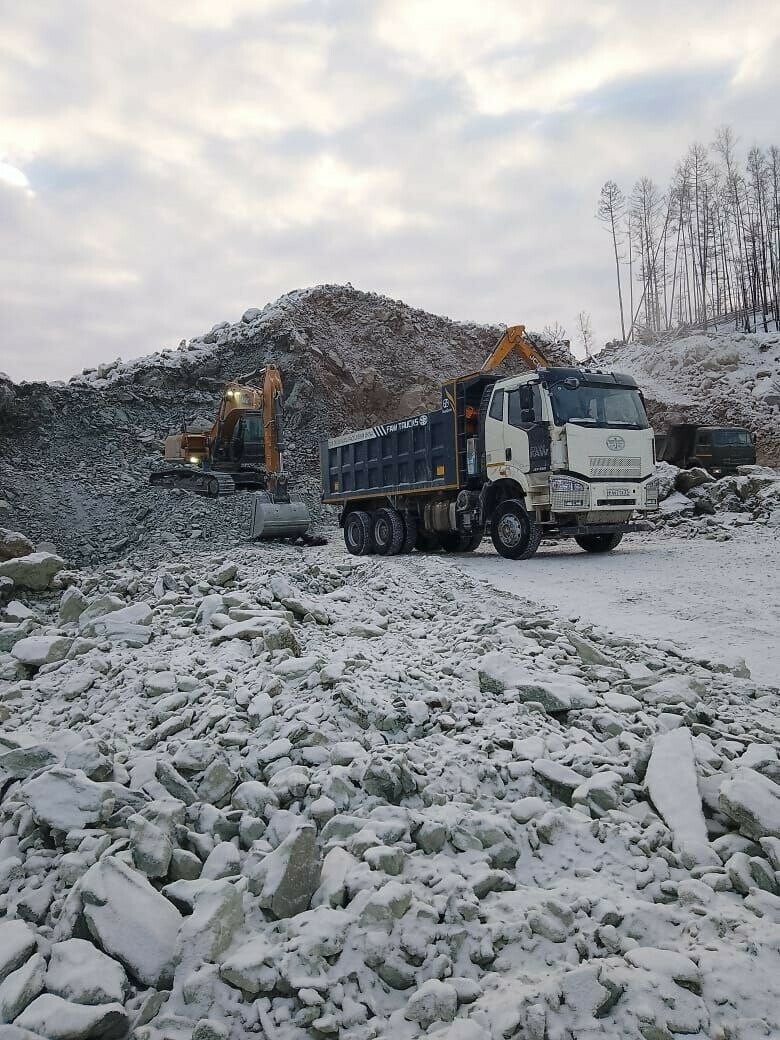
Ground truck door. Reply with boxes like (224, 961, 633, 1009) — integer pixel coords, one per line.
(505, 384, 551, 474)
(483, 387, 506, 473)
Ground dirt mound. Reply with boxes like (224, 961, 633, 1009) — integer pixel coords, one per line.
(596, 330, 780, 465)
(0, 284, 571, 563)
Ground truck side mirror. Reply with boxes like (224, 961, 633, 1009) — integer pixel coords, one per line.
(562, 377, 580, 390)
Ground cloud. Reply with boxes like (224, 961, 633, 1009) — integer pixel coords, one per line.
(0, 161, 33, 196)
(0, 0, 778, 381)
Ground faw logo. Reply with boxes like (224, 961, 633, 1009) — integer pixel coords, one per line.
(606, 435, 625, 451)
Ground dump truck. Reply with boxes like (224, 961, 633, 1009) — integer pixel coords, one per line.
(320, 325, 658, 559)
(655, 423, 756, 476)
(150, 368, 312, 539)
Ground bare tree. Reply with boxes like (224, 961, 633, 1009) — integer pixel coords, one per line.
(542, 321, 568, 343)
(598, 125, 780, 337)
(597, 181, 627, 340)
(577, 311, 594, 360)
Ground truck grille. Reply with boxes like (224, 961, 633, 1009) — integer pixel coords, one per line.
(589, 456, 641, 479)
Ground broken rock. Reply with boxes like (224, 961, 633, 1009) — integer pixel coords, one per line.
(81, 856, 182, 987)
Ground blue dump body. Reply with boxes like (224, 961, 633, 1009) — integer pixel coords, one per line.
(320, 406, 459, 503)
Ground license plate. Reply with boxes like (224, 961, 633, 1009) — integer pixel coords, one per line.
(606, 487, 628, 497)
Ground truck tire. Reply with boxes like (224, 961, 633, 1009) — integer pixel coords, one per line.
(400, 512, 418, 554)
(416, 529, 442, 553)
(439, 529, 484, 553)
(464, 527, 485, 552)
(490, 499, 542, 560)
(372, 507, 405, 556)
(575, 532, 623, 553)
(344, 510, 374, 555)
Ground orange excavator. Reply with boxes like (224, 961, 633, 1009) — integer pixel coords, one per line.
(149, 366, 313, 539)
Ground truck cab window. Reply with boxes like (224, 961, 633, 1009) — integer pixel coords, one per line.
(508, 385, 539, 427)
(488, 388, 504, 420)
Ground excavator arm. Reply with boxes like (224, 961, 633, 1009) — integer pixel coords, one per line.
(481, 324, 549, 373)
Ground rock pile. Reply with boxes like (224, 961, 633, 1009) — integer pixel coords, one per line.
(0, 285, 572, 565)
(0, 531, 778, 1039)
(652, 463, 780, 539)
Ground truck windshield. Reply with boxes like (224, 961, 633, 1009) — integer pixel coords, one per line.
(549, 383, 649, 429)
(712, 429, 752, 445)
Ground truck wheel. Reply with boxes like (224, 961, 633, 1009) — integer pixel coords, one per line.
(464, 528, 485, 552)
(344, 510, 374, 555)
(574, 533, 623, 553)
(372, 507, 405, 556)
(400, 512, 418, 554)
(439, 529, 484, 552)
(490, 499, 542, 560)
(416, 529, 442, 553)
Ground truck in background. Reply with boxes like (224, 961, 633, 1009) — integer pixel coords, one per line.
(320, 325, 658, 560)
(655, 424, 756, 477)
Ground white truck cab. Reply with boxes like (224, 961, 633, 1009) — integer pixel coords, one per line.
(482, 367, 657, 535)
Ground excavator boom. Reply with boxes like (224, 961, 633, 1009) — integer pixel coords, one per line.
(481, 324, 549, 373)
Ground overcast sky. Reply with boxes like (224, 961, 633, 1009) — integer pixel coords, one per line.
(1, 0, 779, 382)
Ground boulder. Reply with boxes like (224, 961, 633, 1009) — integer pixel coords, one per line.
(248, 823, 321, 918)
(11, 636, 72, 670)
(59, 587, 88, 623)
(0, 553, 65, 591)
(404, 979, 458, 1029)
(0, 921, 38, 982)
(675, 467, 714, 492)
(0, 528, 35, 561)
(81, 856, 182, 987)
(720, 768, 780, 841)
(45, 939, 127, 1005)
(22, 768, 114, 832)
(0, 953, 46, 1023)
(14, 994, 128, 1040)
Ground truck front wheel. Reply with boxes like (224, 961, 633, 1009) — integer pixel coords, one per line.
(491, 500, 542, 560)
(575, 532, 623, 553)
(344, 510, 374, 555)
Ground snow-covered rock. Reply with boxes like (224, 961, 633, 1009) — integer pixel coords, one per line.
(22, 768, 114, 831)
(0, 552, 65, 590)
(81, 856, 182, 986)
(645, 728, 715, 864)
(14, 993, 128, 1039)
(248, 823, 321, 918)
(720, 768, 780, 841)
(45, 939, 127, 1005)
(11, 635, 72, 669)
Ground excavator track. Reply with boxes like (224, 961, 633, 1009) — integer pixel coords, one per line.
(149, 467, 236, 496)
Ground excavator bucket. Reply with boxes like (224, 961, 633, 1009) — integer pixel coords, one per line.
(249, 492, 312, 540)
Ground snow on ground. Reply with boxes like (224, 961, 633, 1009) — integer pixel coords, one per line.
(1, 535, 779, 1040)
(453, 528, 780, 686)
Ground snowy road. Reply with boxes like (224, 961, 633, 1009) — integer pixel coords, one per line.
(444, 527, 780, 687)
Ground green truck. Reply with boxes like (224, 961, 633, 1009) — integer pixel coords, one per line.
(655, 424, 756, 476)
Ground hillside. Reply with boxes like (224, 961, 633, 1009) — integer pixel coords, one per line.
(0, 286, 552, 562)
(597, 330, 780, 465)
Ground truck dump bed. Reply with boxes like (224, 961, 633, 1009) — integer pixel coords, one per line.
(321, 373, 498, 504)
(321, 408, 458, 503)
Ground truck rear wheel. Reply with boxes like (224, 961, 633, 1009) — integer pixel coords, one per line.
(491, 499, 542, 560)
(575, 532, 623, 553)
(344, 510, 374, 555)
(372, 507, 405, 556)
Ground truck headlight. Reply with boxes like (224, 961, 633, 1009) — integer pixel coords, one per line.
(644, 479, 659, 507)
(550, 476, 588, 510)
